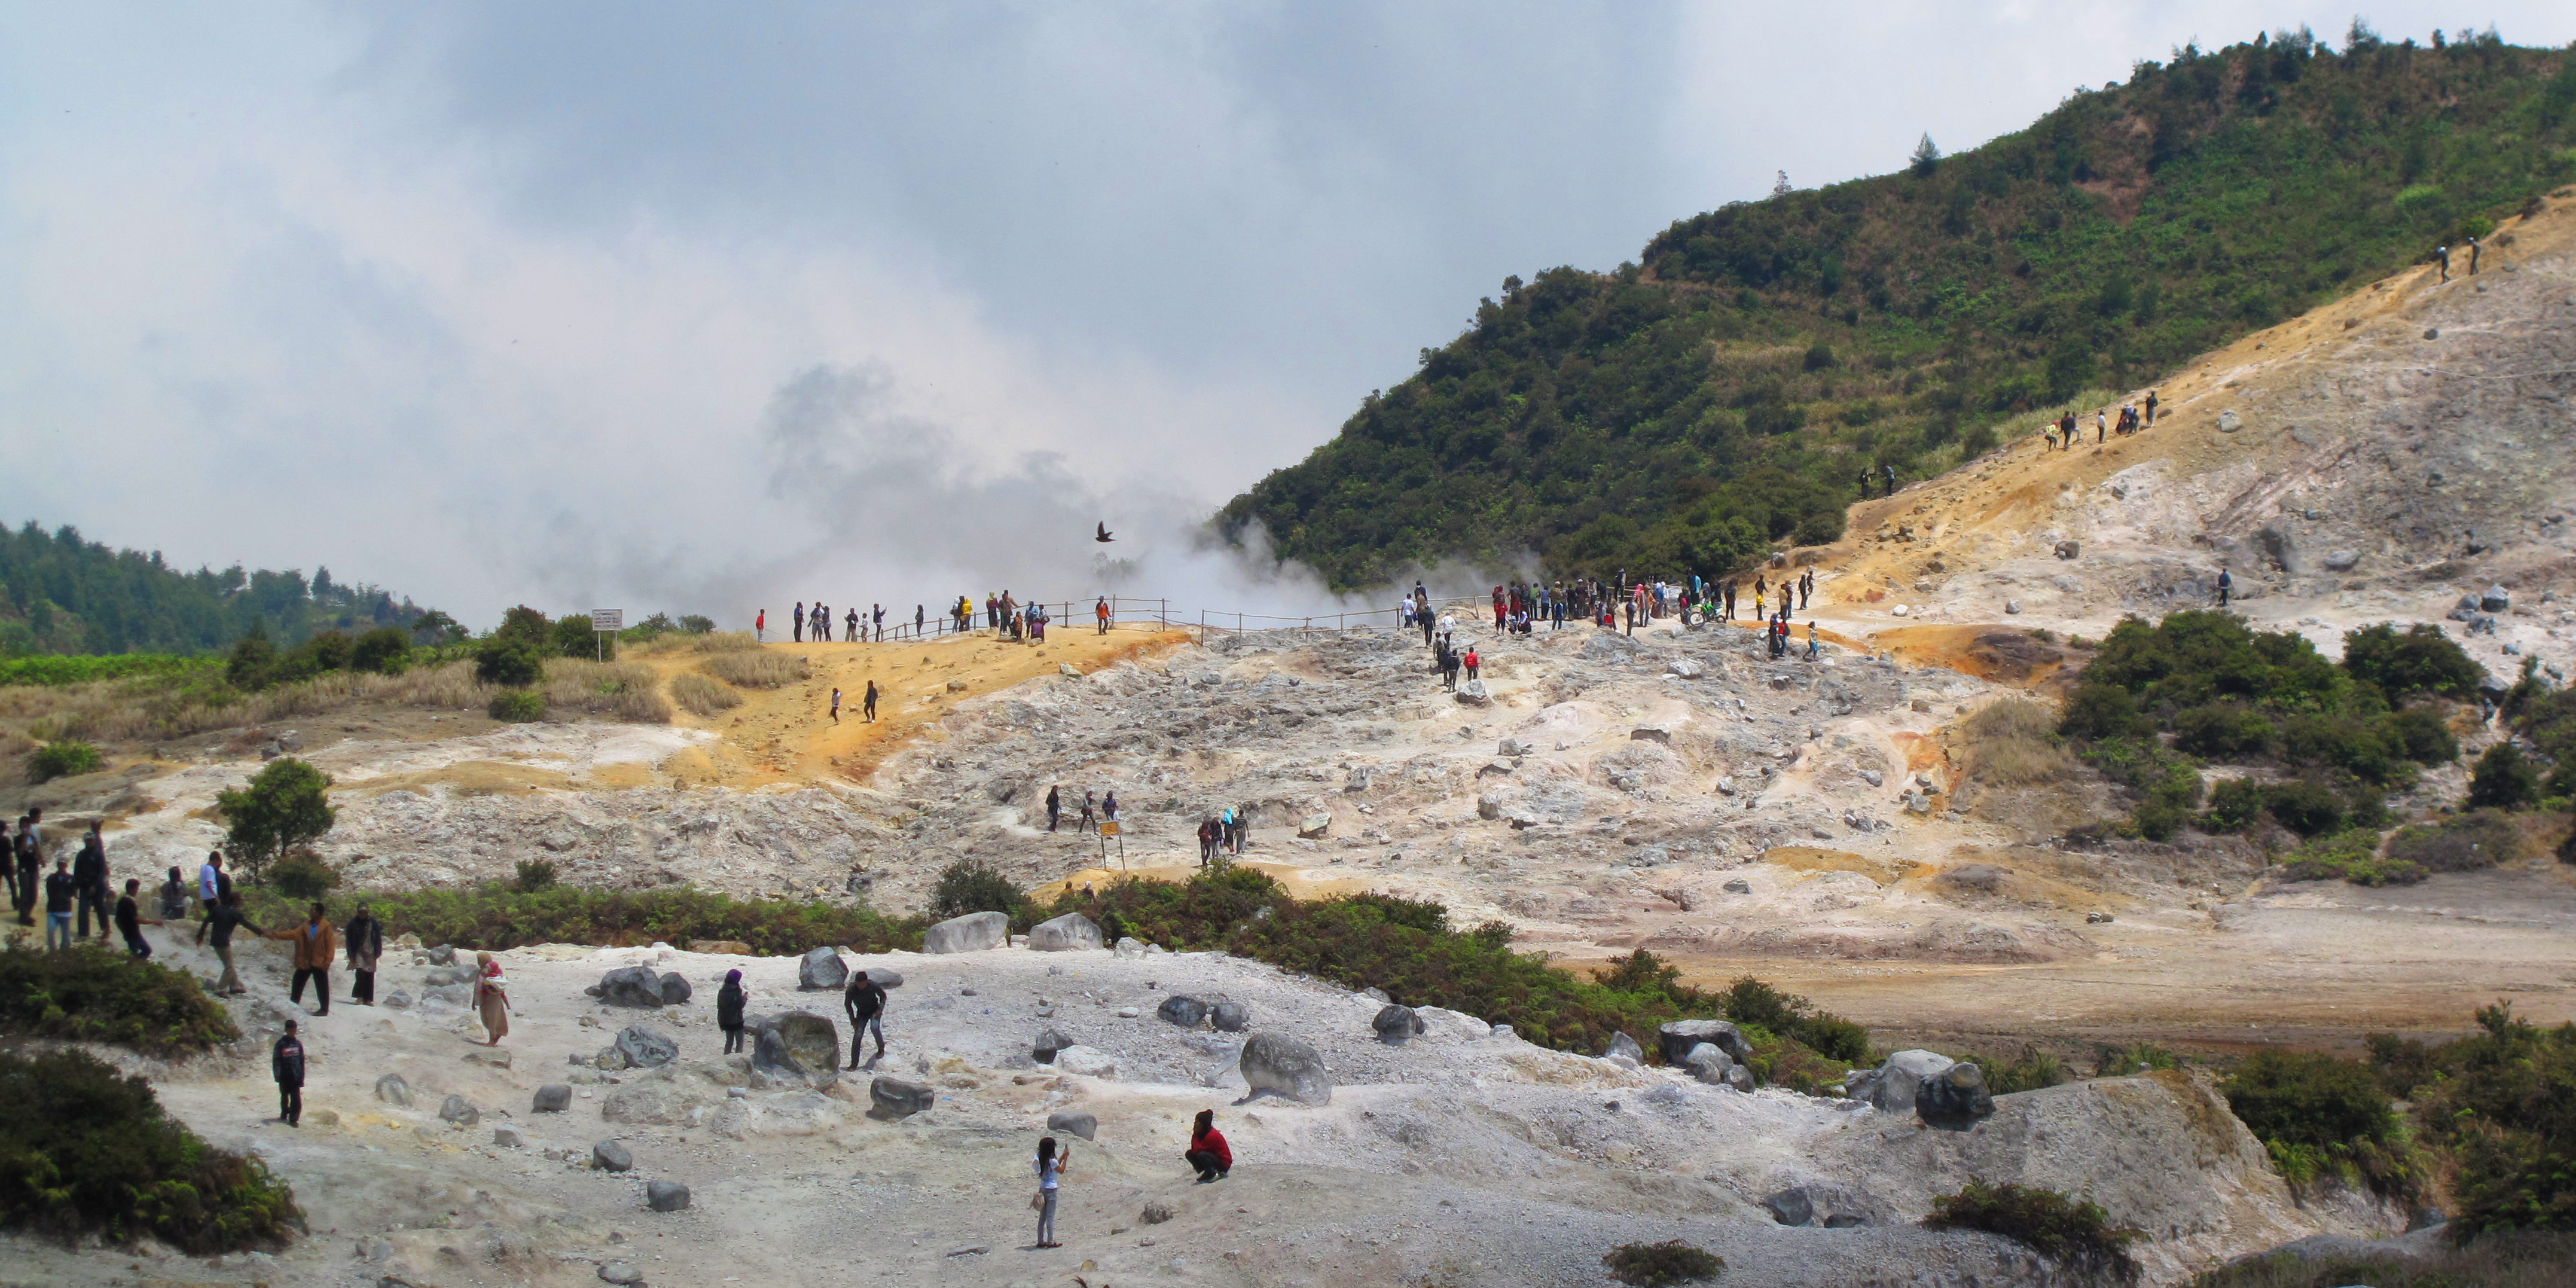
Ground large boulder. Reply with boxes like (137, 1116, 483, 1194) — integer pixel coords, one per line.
(1916, 1063, 1996, 1129)
(1156, 996, 1210, 1028)
(533, 1084, 573, 1113)
(1046, 1111, 1097, 1141)
(1053, 1046, 1118, 1078)
(755, 1011, 841, 1083)
(1658, 1020, 1753, 1067)
(1372, 1005, 1427, 1043)
(796, 947, 848, 991)
(1680, 1042, 1735, 1086)
(658, 972, 692, 1005)
(594, 966, 667, 1008)
(645, 1180, 691, 1213)
(1210, 1001, 1251, 1033)
(591, 1140, 633, 1172)
(921, 911, 1010, 954)
(615, 1025, 680, 1070)
(1844, 1049, 1957, 1115)
(868, 1077, 936, 1119)
(1237, 1031, 1332, 1106)
(1027, 912, 1103, 952)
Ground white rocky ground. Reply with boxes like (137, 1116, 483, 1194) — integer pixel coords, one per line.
(4, 923, 2388, 1288)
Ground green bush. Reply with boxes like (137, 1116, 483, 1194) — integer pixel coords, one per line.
(2384, 1003, 2576, 1240)
(514, 859, 558, 893)
(2061, 685, 2150, 740)
(2223, 1049, 2415, 1196)
(2263, 780, 2346, 837)
(1922, 1180, 2140, 1284)
(0, 944, 239, 1057)
(930, 859, 1034, 927)
(242, 883, 918, 956)
(0, 655, 213, 688)
(2096, 1044, 2181, 1077)
(475, 637, 544, 688)
(267, 853, 340, 902)
(2202, 777, 2267, 832)
(2341, 622, 2483, 699)
(0, 1048, 300, 1252)
(2175, 704, 2275, 759)
(26, 740, 102, 783)
(2277, 829, 2423, 886)
(2385, 809, 2522, 873)
(2389, 707, 2459, 765)
(487, 689, 545, 722)
(2469, 743, 2542, 811)
(1602, 1240, 1723, 1286)
(213, 758, 335, 887)
(2188, 1229, 2576, 1287)
(1960, 1045, 2070, 1094)
(351, 627, 411, 674)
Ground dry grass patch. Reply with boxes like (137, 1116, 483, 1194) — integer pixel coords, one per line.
(669, 673, 744, 718)
(692, 630, 762, 654)
(541, 660, 672, 723)
(700, 651, 809, 689)
(1960, 697, 2077, 786)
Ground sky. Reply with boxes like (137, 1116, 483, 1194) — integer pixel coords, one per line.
(3, 3, 2569, 629)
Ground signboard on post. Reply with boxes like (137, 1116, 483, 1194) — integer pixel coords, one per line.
(1098, 819, 1124, 869)
(591, 609, 622, 661)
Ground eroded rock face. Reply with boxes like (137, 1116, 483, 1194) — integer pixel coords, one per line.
(1916, 1063, 1996, 1128)
(1237, 1032, 1332, 1106)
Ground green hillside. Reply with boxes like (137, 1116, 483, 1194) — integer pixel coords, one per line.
(0, 521, 441, 657)
(1219, 28, 2576, 589)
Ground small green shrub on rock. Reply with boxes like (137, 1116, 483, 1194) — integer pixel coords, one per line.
(1923, 1180, 2140, 1284)
(0, 1048, 300, 1252)
(1602, 1240, 1723, 1286)
(27, 740, 101, 783)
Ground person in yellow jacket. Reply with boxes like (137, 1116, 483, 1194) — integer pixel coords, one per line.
(268, 901, 338, 1015)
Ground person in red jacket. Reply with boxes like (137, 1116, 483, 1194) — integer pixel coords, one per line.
(1186, 1108, 1231, 1182)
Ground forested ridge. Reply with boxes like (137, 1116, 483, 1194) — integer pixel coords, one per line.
(0, 521, 439, 657)
(1219, 28, 2576, 590)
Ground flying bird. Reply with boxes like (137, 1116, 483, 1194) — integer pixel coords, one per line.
(1095, 523, 1115, 543)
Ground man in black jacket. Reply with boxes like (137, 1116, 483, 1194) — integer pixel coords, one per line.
(72, 823, 110, 941)
(43, 855, 77, 951)
(16, 812, 46, 927)
(114, 877, 165, 959)
(843, 972, 887, 1070)
(273, 1020, 306, 1127)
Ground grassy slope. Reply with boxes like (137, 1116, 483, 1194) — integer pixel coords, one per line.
(1219, 31, 2576, 589)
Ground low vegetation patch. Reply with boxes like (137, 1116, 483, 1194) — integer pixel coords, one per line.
(1601, 1240, 1723, 1286)
(2192, 1229, 2576, 1288)
(26, 738, 101, 783)
(241, 884, 920, 956)
(487, 689, 546, 722)
(2094, 1044, 2181, 1077)
(0, 654, 215, 688)
(2384, 808, 2522, 873)
(669, 673, 743, 717)
(1922, 1180, 2140, 1285)
(699, 651, 810, 689)
(933, 859, 1039, 929)
(1957, 1044, 2070, 1094)
(2370, 1003, 2576, 1240)
(2275, 829, 2424, 886)
(1958, 698, 2078, 789)
(0, 1048, 300, 1252)
(0, 943, 239, 1057)
(540, 660, 669, 722)
(2221, 1049, 2416, 1197)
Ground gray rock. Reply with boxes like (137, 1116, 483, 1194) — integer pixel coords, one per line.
(1603, 1031, 1645, 1063)
(1236, 1031, 1333, 1106)
(1372, 1005, 1427, 1043)
(374, 1073, 413, 1107)
(1657, 1020, 1753, 1066)
(2483, 584, 2513, 612)
(1453, 678, 1491, 706)
(1031, 1027, 1075, 1063)
(755, 1011, 840, 1082)
(596, 965, 667, 1008)
(492, 1125, 527, 1149)
(1157, 995, 1210, 1028)
(425, 944, 457, 967)
(533, 1084, 573, 1113)
(658, 972, 692, 1005)
(1297, 814, 1331, 840)
(796, 947, 847, 991)
(1844, 1049, 1957, 1114)
(1681, 1042, 1734, 1085)
(1046, 1111, 1097, 1141)
(921, 911, 1009, 954)
(1723, 1064, 1757, 1093)
(615, 1026, 680, 1070)
(598, 1262, 643, 1284)
(1026, 912, 1103, 952)
(1359, 987, 1391, 1003)
(1665, 658, 1705, 679)
(863, 967, 905, 988)
(2053, 539, 2080, 560)
(1497, 737, 1531, 756)
(1209, 1001, 1251, 1033)
(1916, 1062, 1996, 1128)
(2323, 550, 2361, 572)
(1722, 878, 1751, 895)
(1762, 1183, 1870, 1228)
(1053, 1046, 1118, 1078)
(645, 1180, 691, 1212)
(2217, 409, 2242, 433)
(592, 1140, 633, 1172)
(2004, 600, 2020, 614)
(438, 1095, 480, 1127)
(1141, 1202, 1174, 1225)
(381, 988, 413, 1009)
(869, 1077, 935, 1119)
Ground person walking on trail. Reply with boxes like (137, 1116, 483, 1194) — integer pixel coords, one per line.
(269, 904, 337, 1015)
(42, 855, 76, 950)
(72, 823, 109, 941)
(114, 878, 164, 959)
(843, 969, 887, 1069)
(718, 969, 749, 1054)
(2217, 569, 2233, 608)
(829, 687, 843, 724)
(793, 601, 804, 643)
(2468, 236, 2481, 276)
(1081, 791, 1097, 831)
(863, 680, 879, 723)
(345, 902, 383, 1005)
(2435, 244, 2450, 282)
(202, 891, 254, 993)
(1186, 1109, 1232, 1182)
(1033, 1136, 1070, 1249)
(273, 1020, 306, 1128)
(2144, 390, 2158, 426)
(1437, 641, 1459, 690)
(1463, 646, 1481, 682)
(1436, 612, 1455, 652)
(1857, 467, 1872, 499)
(474, 950, 511, 1044)
(756, 609, 765, 642)
(1806, 621, 1821, 661)
(1095, 597, 1111, 634)
(1046, 785, 1063, 833)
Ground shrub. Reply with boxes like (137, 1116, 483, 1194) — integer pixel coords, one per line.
(1603, 1240, 1723, 1286)
(2202, 777, 2267, 832)
(1961, 1045, 2070, 1094)
(2277, 828, 2424, 886)
(2383, 1003, 2576, 1241)
(488, 689, 545, 722)
(240, 883, 918, 956)
(931, 860, 1034, 927)
(2342, 622, 2483, 700)
(2061, 684, 2148, 740)
(2389, 706, 2458, 764)
(552, 615, 599, 658)
(677, 615, 717, 634)
(26, 740, 101, 783)
(514, 860, 558, 893)
(0, 1048, 299, 1252)
(0, 944, 239, 1057)
(1922, 1181, 2140, 1284)
(351, 627, 412, 674)
(2097, 1044, 2181, 1077)
(213, 758, 335, 886)
(2223, 1049, 2415, 1196)
(700, 651, 809, 689)
(474, 636, 544, 688)
(2385, 809, 2522, 872)
(2134, 796, 2189, 841)
(2175, 704, 2276, 759)
(670, 673, 743, 718)
(2264, 780, 2346, 837)
(267, 853, 340, 902)
(2468, 743, 2541, 810)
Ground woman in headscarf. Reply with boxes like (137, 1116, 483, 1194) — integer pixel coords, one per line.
(717, 968, 747, 1054)
(344, 901, 384, 1006)
(473, 951, 511, 1045)
(1185, 1108, 1231, 1182)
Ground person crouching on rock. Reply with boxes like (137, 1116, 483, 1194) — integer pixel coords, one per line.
(1186, 1109, 1231, 1183)
(474, 951, 511, 1045)
(718, 969, 748, 1054)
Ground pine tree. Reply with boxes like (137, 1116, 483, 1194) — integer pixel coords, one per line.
(1910, 133, 1942, 176)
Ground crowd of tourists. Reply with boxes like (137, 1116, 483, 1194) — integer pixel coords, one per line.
(761, 593, 1110, 645)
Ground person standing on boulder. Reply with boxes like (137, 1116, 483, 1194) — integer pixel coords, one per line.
(718, 969, 749, 1054)
(1186, 1109, 1231, 1182)
(474, 950, 511, 1045)
(843, 970, 887, 1069)
(1033, 1136, 1070, 1248)
(269, 903, 337, 1015)
(273, 1020, 306, 1128)
(344, 902, 383, 1006)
